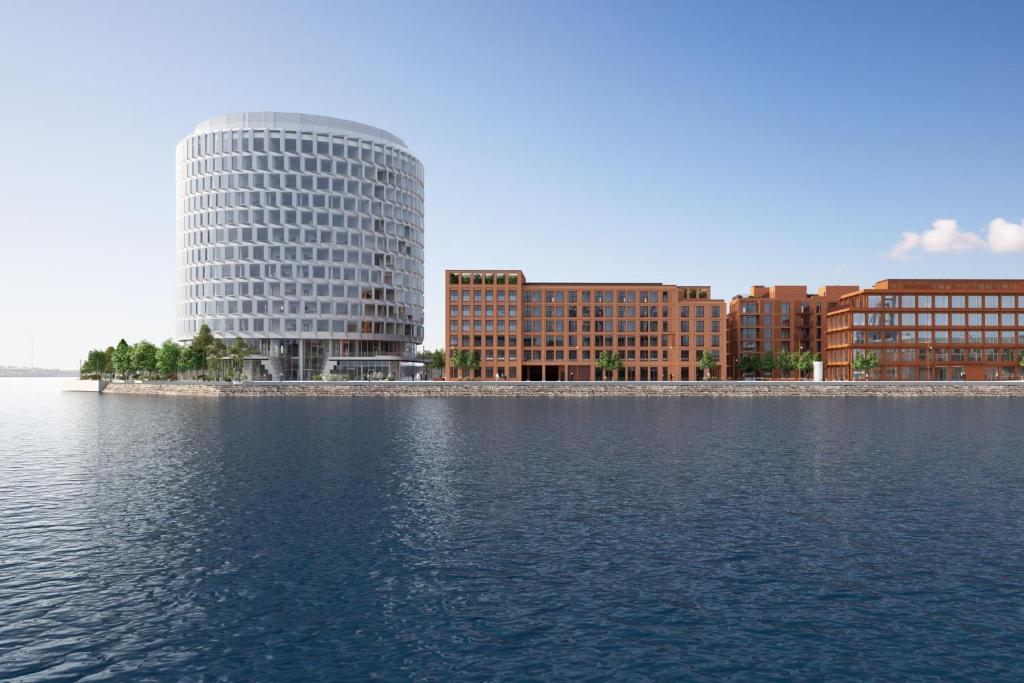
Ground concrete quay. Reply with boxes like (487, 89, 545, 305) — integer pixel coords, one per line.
(99, 381, 1024, 398)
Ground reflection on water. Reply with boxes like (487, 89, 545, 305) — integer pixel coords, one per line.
(2, 378, 1024, 679)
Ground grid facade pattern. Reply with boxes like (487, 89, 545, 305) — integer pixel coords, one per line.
(726, 285, 857, 379)
(445, 270, 726, 381)
(174, 112, 424, 379)
(825, 280, 1024, 381)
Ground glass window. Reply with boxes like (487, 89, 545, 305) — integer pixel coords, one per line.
(952, 295, 965, 308)
(935, 295, 948, 308)
(968, 295, 983, 308)
(985, 295, 998, 308)
(901, 295, 915, 307)
(918, 295, 932, 308)
(1001, 295, 1015, 308)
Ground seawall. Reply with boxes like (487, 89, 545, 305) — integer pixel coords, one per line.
(101, 381, 1024, 398)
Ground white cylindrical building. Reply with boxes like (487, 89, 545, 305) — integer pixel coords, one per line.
(175, 112, 424, 380)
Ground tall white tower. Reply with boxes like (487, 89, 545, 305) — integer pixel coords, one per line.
(175, 113, 424, 380)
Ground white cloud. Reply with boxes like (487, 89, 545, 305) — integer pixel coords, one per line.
(888, 217, 1024, 259)
(889, 232, 921, 259)
(987, 218, 1024, 253)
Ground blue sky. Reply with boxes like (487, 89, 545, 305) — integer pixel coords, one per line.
(2, 1, 1022, 368)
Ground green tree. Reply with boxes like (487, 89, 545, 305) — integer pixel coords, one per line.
(179, 343, 202, 379)
(228, 337, 249, 380)
(595, 350, 624, 381)
(776, 350, 795, 379)
(851, 351, 880, 379)
(448, 349, 480, 379)
(206, 338, 227, 380)
(795, 351, 815, 379)
(156, 339, 181, 379)
(449, 349, 464, 378)
(103, 346, 115, 376)
(192, 324, 214, 358)
(464, 350, 481, 377)
(112, 339, 133, 379)
(738, 354, 758, 378)
(80, 349, 109, 378)
(131, 340, 159, 379)
(698, 350, 719, 380)
(425, 349, 447, 372)
(759, 351, 777, 379)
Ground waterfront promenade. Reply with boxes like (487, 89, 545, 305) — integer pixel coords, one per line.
(99, 381, 1024, 398)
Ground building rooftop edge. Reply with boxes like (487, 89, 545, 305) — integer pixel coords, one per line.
(188, 112, 408, 150)
(444, 269, 714, 289)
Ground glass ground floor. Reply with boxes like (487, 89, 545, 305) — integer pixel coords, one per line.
(236, 338, 424, 381)
(827, 364, 1022, 381)
(447, 364, 719, 381)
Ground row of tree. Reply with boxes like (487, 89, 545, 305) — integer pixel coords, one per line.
(850, 351, 880, 377)
(80, 324, 252, 381)
(597, 350, 720, 380)
(448, 349, 481, 378)
(737, 350, 820, 379)
(426, 348, 721, 380)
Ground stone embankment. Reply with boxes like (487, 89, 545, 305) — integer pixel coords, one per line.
(101, 381, 1024, 398)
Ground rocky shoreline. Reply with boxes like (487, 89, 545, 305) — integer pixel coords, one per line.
(100, 381, 1024, 398)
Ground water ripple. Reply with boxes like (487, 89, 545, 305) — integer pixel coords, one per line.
(1, 379, 1024, 679)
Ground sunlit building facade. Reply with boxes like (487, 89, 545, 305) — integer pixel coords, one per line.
(726, 284, 858, 379)
(175, 112, 424, 380)
(825, 279, 1024, 381)
(444, 270, 726, 381)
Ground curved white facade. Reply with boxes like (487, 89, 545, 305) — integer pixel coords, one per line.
(175, 112, 424, 380)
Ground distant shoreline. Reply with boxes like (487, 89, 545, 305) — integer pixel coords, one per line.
(2, 371, 78, 378)
(95, 381, 1024, 398)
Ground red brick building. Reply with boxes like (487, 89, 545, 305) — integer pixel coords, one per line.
(825, 279, 1024, 380)
(726, 284, 858, 379)
(445, 270, 726, 381)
